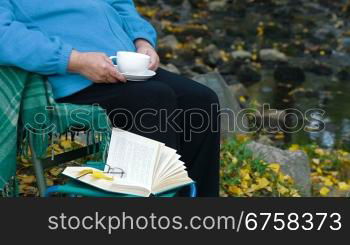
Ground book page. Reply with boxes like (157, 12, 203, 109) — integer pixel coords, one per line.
(160, 161, 186, 181)
(156, 153, 180, 180)
(153, 145, 177, 184)
(152, 171, 193, 194)
(106, 128, 161, 189)
(157, 155, 182, 181)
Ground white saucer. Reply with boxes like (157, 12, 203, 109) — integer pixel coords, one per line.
(114, 65, 156, 81)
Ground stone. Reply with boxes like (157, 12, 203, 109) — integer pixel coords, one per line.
(192, 72, 248, 139)
(259, 49, 288, 62)
(232, 50, 252, 60)
(208, 0, 227, 11)
(203, 44, 221, 66)
(237, 66, 262, 86)
(314, 25, 337, 42)
(228, 83, 248, 100)
(160, 63, 181, 74)
(256, 135, 274, 146)
(246, 141, 311, 196)
(217, 60, 240, 75)
(158, 35, 179, 50)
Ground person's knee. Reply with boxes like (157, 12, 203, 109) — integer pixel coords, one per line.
(143, 82, 177, 109)
(191, 84, 220, 109)
(204, 86, 220, 106)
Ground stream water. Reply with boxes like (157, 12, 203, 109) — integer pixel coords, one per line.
(248, 66, 350, 150)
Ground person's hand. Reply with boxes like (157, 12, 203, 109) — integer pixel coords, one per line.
(135, 39, 160, 71)
(68, 50, 126, 83)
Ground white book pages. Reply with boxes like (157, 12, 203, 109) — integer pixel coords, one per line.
(106, 128, 161, 189)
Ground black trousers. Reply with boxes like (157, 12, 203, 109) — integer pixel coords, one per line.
(57, 68, 220, 197)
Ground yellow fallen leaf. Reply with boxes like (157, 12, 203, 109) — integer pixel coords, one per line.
(20, 175, 36, 184)
(240, 169, 251, 181)
(228, 186, 243, 195)
(19, 185, 38, 195)
(320, 187, 330, 196)
(60, 140, 72, 150)
(247, 184, 258, 193)
(241, 180, 249, 190)
(227, 152, 238, 164)
(338, 150, 349, 157)
(268, 163, 281, 173)
(323, 177, 333, 187)
(283, 175, 294, 184)
(220, 50, 230, 62)
(20, 157, 29, 164)
(236, 45, 244, 51)
(290, 189, 301, 197)
(239, 96, 246, 103)
(252, 53, 258, 61)
(49, 167, 63, 177)
(315, 148, 326, 156)
(278, 173, 289, 182)
(312, 158, 321, 165)
(338, 182, 350, 191)
(275, 133, 285, 140)
(256, 177, 270, 190)
(46, 179, 54, 186)
(232, 156, 238, 165)
(20, 157, 32, 167)
(236, 134, 250, 143)
(51, 144, 63, 154)
(289, 144, 300, 152)
(277, 184, 289, 195)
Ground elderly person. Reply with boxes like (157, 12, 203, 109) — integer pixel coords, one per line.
(0, 0, 220, 197)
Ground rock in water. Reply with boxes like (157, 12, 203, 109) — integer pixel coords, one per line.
(246, 141, 311, 196)
(192, 72, 248, 139)
(208, 0, 227, 11)
(232, 50, 252, 60)
(260, 49, 288, 62)
(237, 66, 262, 86)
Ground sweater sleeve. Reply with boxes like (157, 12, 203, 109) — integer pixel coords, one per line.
(109, 0, 157, 47)
(0, 0, 72, 75)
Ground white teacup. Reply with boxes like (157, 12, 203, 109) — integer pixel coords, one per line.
(110, 51, 150, 75)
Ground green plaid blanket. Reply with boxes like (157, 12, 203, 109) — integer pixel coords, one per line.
(0, 67, 111, 196)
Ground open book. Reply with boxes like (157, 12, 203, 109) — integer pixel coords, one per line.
(63, 128, 193, 197)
